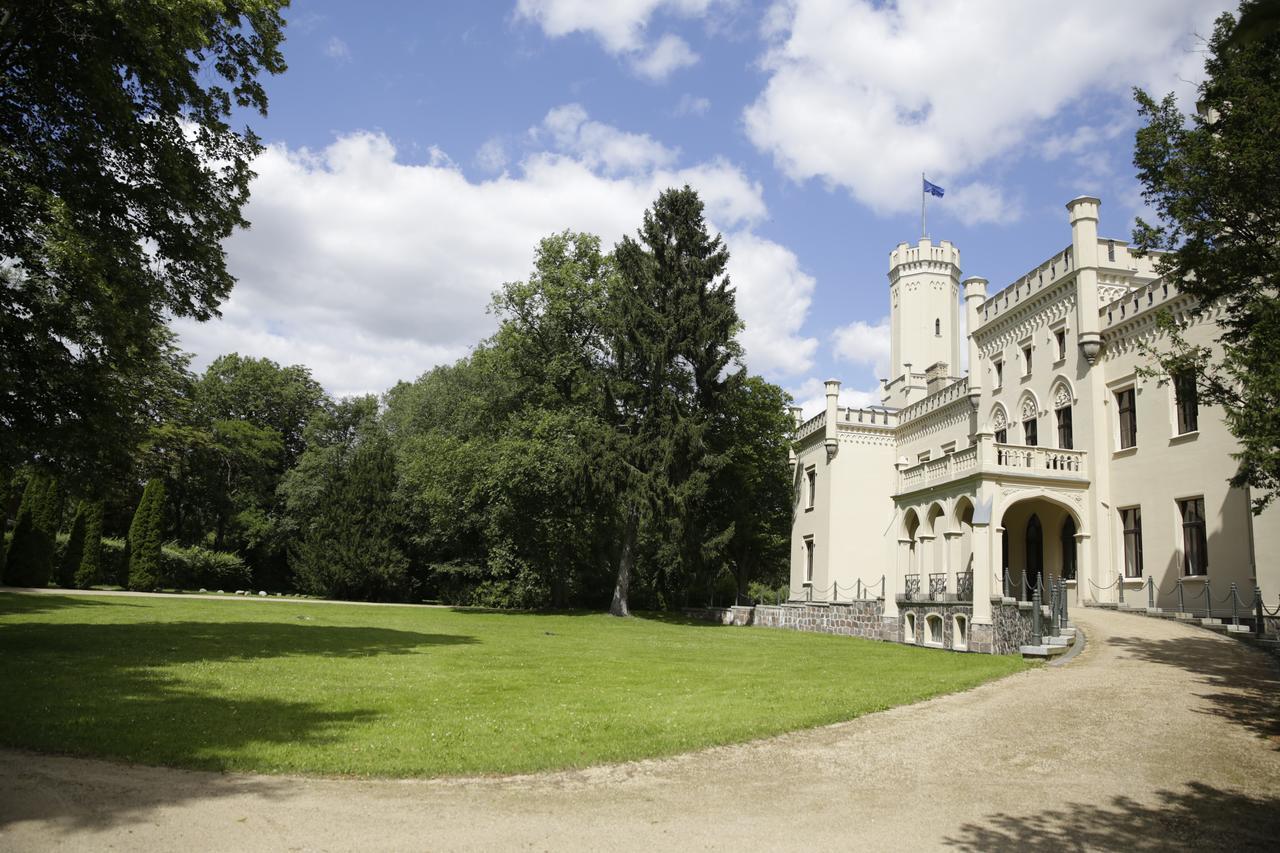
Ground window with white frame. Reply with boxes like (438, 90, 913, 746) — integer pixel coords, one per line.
(803, 537, 815, 584)
(805, 466, 816, 510)
(1116, 387, 1137, 449)
(1174, 370, 1199, 435)
(1120, 507, 1143, 578)
(1179, 497, 1207, 576)
(1022, 344, 1033, 375)
(993, 358, 1004, 388)
(1055, 329, 1067, 361)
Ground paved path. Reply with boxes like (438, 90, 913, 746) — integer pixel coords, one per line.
(2, 607, 1279, 852)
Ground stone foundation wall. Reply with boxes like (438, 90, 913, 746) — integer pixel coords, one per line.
(990, 596, 1057, 654)
(749, 600, 895, 642)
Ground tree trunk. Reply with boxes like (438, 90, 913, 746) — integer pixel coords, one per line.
(609, 507, 638, 617)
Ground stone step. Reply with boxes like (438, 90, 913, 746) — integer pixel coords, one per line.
(1045, 635, 1070, 647)
(1021, 643, 1070, 659)
(1225, 624, 1252, 634)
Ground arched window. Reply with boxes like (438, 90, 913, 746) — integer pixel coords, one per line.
(935, 318, 941, 336)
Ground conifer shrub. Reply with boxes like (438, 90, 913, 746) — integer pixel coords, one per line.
(127, 479, 165, 591)
(3, 475, 54, 587)
(74, 501, 105, 588)
(58, 501, 87, 588)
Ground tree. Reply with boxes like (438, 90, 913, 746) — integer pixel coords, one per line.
(58, 500, 88, 588)
(3, 473, 54, 587)
(127, 479, 165, 591)
(74, 500, 104, 588)
(0, 2, 287, 477)
(604, 187, 744, 616)
(283, 398, 410, 601)
(1132, 0, 1280, 511)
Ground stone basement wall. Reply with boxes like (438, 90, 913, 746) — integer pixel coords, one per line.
(750, 600, 895, 641)
(895, 600, 977, 653)
(682, 597, 1045, 655)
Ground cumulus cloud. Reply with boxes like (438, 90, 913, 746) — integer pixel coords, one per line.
(787, 376, 880, 419)
(174, 109, 815, 396)
(474, 137, 508, 173)
(632, 33, 700, 80)
(515, 0, 731, 80)
(744, 0, 1230, 220)
(832, 316, 890, 380)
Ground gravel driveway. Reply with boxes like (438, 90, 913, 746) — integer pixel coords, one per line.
(2, 605, 1278, 851)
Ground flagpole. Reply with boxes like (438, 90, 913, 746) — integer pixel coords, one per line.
(921, 172, 927, 239)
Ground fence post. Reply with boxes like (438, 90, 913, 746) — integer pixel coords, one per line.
(881, 575, 885, 599)
(1177, 578, 1185, 614)
(1255, 587, 1265, 638)
(1118, 572, 1125, 605)
(1204, 580, 1212, 619)
(1147, 576, 1154, 609)
(1031, 584, 1043, 646)
(1061, 578, 1069, 626)
(1230, 582, 1239, 626)
(856, 578, 862, 599)
(807, 584, 812, 603)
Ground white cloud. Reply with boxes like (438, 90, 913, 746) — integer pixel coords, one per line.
(744, 0, 1231, 221)
(324, 36, 351, 62)
(539, 104, 678, 174)
(832, 316, 890, 379)
(515, 0, 729, 80)
(175, 109, 813, 397)
(631, 33, 699, 80)
(787, 376, 880, 419)
(674, 93, 711, 117)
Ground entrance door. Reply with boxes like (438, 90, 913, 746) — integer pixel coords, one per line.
(1025, 514, 1043, 598)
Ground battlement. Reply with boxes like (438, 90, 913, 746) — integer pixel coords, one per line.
(888, 238, 960, 281)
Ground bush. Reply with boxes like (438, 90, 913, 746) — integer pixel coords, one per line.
(4, 475, 54, 587)
(127, 479, 165, 591)
(160, 542, 249, 590)
(74, 501, 104, 588)
(747, 580, 789, 605)
(57, 501, 87, 588)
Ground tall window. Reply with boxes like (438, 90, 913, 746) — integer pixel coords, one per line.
(994, 359, 1004, 388)
(804, 538, 815, 583)
(994, 427, 1008, 444)
(805, 467, 816, 510)
(935, 318, 941, 336)
(1179, 498, 1207, 576)
(1023, 416, 1038, 446)
(1121, 507, 1143, 578)
(1175, 370, 1199, 434)
(1022, 345, 1033, 375)
(1116, 387, 1137, 449)
(1055, 329, 1067, 360)
(1056, 406, 1073, 449)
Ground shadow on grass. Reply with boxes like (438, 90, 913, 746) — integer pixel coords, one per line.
(0, 591, 143, 614)
(0, 618, 476, 830)
(943, 782, 1280, 851)
(1109, 634, 1280, 749)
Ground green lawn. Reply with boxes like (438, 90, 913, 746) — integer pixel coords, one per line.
(0, 592, 1026, 777)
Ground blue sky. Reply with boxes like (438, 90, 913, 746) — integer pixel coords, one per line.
(178, 0, 1232, 412)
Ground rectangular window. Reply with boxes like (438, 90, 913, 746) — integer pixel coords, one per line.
(917, 451, 931, 464)
(805, 467, 816, 510)
(1056, 406, 1073, 449)
(1022, 345, 1033, 375)
(994, 427, 1007, 444)
(1116, 387, 1137, 449)
(1175, 370, 1199, 435)
(1055, 329, 1067, 361)
(994, 359, 1004, 388)
(1023, 417, 1038, 447)
(1180, 498, 1207, 576)
(803, 537, 815, 583)
(1121, 507, 1143, 578)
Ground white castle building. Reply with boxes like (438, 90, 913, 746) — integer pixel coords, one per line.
(787, 196, 1280, 653)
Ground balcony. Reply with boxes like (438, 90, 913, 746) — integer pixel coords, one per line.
(900, 569, 974, 603)
(896, 436, 1087, 495)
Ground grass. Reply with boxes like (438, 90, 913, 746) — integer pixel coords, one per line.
(0, 592, 1027, 778)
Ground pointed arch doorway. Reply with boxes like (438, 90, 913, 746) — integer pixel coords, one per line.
(1025, 514, 1043, 597)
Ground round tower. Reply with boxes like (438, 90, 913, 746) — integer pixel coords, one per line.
(885, 238, 962, 407)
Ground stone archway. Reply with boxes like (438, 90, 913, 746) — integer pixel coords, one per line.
(999, 493, 1085, 602)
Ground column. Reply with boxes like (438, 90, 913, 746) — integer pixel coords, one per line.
(972, 521, 993, 624)
(944, 531, 962, 594)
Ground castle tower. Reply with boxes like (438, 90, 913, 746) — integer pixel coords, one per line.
(883, 238, 962, 408)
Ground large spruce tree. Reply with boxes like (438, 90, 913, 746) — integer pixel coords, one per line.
(604, 187, 744, 616)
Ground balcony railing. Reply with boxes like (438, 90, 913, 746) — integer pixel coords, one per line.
(896, 437, 1086, 494)
(899, 570, 974, 603)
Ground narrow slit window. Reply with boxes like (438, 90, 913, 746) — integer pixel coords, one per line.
(1175, 370, 1199, 435)
(1116, 387, 1137, 449)
(1121, 507, 1143, 578)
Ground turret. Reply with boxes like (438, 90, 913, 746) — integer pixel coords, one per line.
(962, 276, 988, 392)
(1067, 197, 1103, 363)
(823, 379, 840, 462)
(884, 238, 962, 407)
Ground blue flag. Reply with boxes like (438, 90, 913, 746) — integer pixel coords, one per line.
(924, 178, 945, 198)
